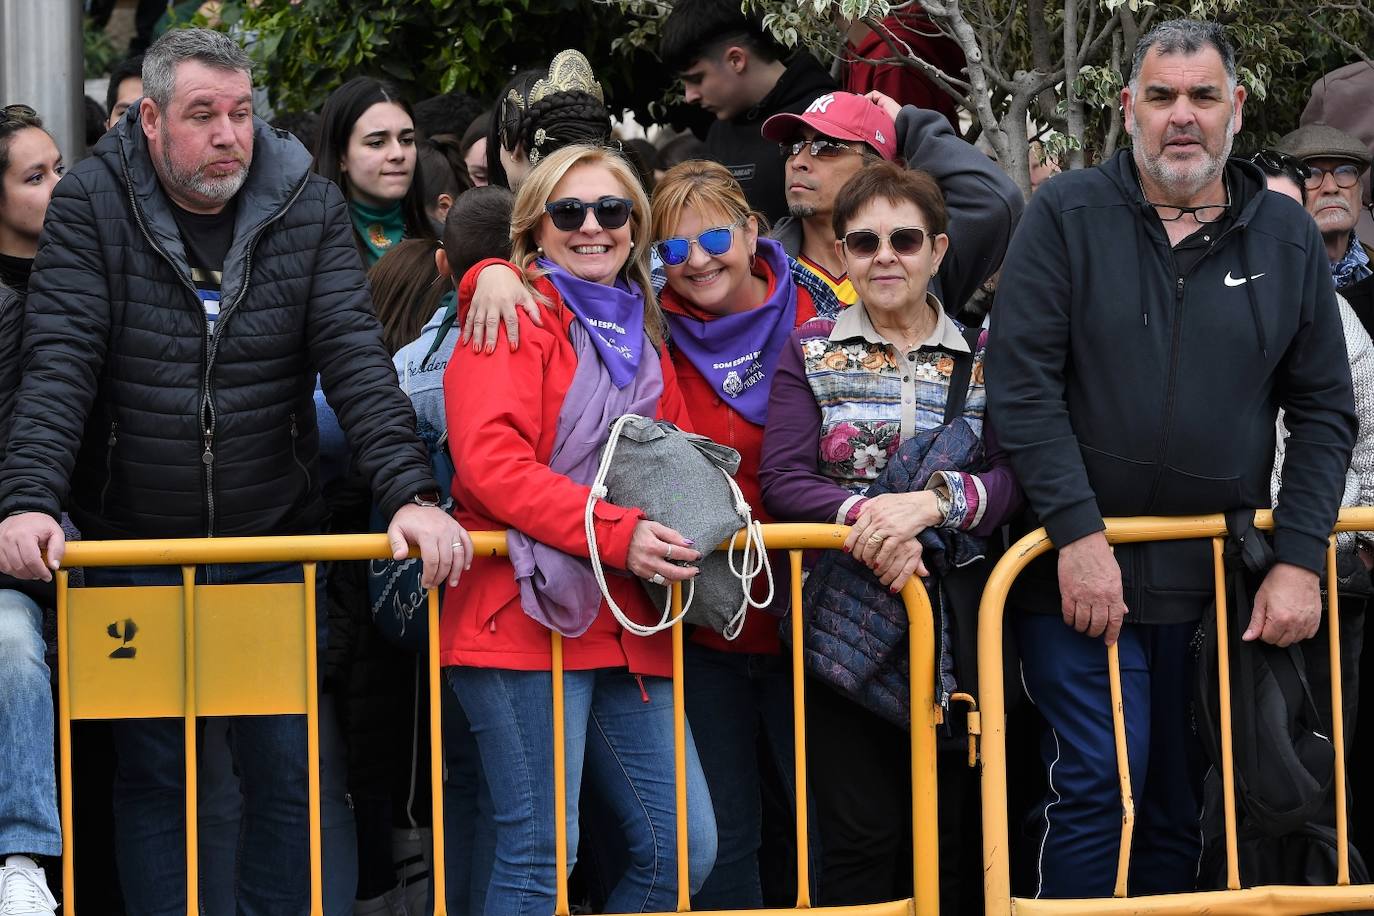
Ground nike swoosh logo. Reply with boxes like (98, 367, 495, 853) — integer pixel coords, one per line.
(1224, 271, 1266, 287)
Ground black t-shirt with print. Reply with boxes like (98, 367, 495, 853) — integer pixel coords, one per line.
(170, 199, 238, 333)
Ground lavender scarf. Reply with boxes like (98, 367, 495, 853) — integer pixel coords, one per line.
(541, 260, 647, 388)
(506, 289, 663, 637)
(664, 238, 797, 426)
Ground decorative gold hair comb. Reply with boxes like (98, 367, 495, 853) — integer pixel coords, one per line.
(529, 50, 604, 106)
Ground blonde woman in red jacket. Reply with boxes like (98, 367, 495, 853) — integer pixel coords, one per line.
(442, 144, 717, 914)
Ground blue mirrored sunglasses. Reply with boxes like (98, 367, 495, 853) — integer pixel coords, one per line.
(654, 221, 743, 266)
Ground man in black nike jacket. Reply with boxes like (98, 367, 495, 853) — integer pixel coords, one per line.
(986, 19, 1356, 898)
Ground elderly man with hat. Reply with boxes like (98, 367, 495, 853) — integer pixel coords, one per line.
(762, 89, 1022, 316)
(1277, 124, 1374, 322)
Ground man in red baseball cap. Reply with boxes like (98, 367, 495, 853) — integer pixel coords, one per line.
(764, 90, 1022, 318)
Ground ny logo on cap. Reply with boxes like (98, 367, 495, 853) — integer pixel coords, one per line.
(806, 94, 836, 114)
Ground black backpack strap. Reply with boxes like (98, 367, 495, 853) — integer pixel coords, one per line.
(942, 324, 984, 425)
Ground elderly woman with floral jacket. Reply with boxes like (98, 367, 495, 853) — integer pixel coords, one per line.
(758, 161, 1020, 909)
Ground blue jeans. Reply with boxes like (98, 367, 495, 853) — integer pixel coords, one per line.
(437, 679, 495, 915)
(85, 562, 318, 916)
(447, 665, 718, 915)
(0, 588, 60, 857)
(199, 693, 357, 916)
(682, 641, 817, 909)
(1017, 616, 1203, 899)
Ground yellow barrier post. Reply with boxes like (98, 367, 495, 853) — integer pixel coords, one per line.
(1327, 539, 1351, 886)
(303, 563, 323, 916)
(552, 631, 571, 916)
(788, 549, 812, 911)
(1105, 642, 1134, 898)
(181, 566, 200, 913)
(429, 587, 449, 915)
(1214, 537, 1241, 891)
(903, 575, 940, 916)
(56, 570, 74, 914)
(671, 583, 692, 913)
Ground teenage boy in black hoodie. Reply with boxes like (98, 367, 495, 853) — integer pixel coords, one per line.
(987, 19, 1356, 899)
(660, 0, 836, 224)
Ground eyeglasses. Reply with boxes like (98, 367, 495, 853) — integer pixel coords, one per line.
(842, 226, 928, 258)
(780, 138, 861, 160)
(1305, 163, 1363, 191)
(1251, 149, 1312, 187)
(654, 220, 743, 266)
(544, 196, 634, 232)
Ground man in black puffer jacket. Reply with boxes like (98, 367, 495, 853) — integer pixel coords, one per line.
(0, 29, 472, 914)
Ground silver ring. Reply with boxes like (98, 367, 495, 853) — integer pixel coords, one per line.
(451, 542, 462, 549)
(650, 573, 667, 586)
(665, 545, 675, 561)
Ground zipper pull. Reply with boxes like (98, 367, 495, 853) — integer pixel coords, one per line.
(202, 433, 214, 466)
(290, 413, 298, 438)
(107, 422, 118, 446)
(635, 674, 650, 704)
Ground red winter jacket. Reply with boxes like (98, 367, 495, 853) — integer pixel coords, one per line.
(440, 261, 693, 675)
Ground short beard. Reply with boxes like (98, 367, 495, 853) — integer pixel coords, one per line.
(1132, 118, 1234, 201)
(788, 202, 817, 219)
(159, 123, 248, 204)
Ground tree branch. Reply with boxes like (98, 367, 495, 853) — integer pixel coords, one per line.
(859, 15, 975, 102)
(1102, 31, 1124, 159)
(1062, 0, 1085, 169)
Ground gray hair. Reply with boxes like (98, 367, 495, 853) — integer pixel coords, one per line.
(1128, 19, 1237, 92)
(142, 28, 253, 109)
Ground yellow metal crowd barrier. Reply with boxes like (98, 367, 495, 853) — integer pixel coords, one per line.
(977, 507, 1374, 916)
(53, 524, 940, 916)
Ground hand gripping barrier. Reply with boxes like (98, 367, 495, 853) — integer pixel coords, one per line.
(54, 524, 941, 916)
(977, 509, 1374, 916)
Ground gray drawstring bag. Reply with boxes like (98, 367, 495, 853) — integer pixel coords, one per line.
(585, 415, 773, 638)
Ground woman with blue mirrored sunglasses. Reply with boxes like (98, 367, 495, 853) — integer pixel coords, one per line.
(646, 159, 842, 910)
(653, 220, 744, 266)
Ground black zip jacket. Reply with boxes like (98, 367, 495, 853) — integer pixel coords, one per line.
(986, 151, 1356, 624)
(0, 109, 435, 540)
(705, 53, 837, 224)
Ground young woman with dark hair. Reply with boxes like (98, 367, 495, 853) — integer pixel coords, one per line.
(313, 76, 435, 266)
(0, 105, 63, 297)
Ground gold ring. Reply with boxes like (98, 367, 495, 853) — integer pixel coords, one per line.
(869, 532, 885, 543)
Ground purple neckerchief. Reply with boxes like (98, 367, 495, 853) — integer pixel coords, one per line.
(506, 319, 664, 637)
(540, 259, 646, 388)
(664, 237, 797, 426)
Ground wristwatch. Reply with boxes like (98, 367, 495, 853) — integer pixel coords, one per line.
(933, 488, 953, 523)
(412, 489, 442, 508)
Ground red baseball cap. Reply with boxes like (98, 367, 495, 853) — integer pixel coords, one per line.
(762, 92, 898, 161)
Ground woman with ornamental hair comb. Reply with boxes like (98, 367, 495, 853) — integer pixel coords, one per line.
(485, 50, 613, 192)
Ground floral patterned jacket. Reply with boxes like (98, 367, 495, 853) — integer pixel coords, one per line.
(760, 298, 1020, 537)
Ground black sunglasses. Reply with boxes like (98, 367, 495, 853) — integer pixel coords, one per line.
(780, 138, 860, 160)
(545, 196, 634, 232)
(1251, 149, 1312, 187)
(842, 226, 928, 258)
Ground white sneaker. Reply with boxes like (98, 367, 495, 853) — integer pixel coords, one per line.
(0, 857, 57, 916)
